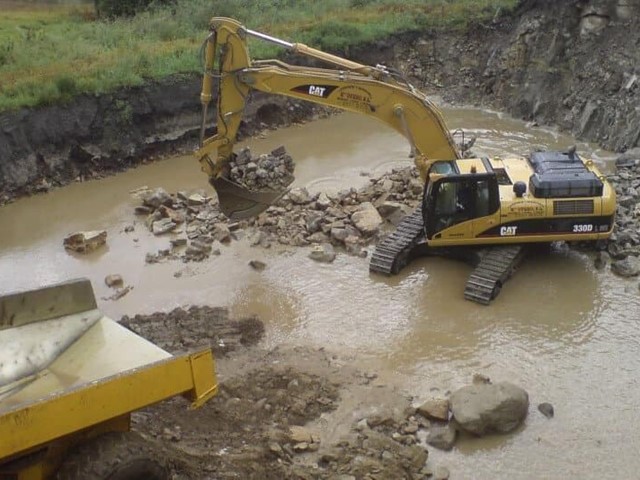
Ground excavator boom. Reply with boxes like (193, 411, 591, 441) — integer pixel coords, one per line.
(195, 17, 460, 219)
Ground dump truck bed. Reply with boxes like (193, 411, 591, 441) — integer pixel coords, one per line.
(0, 279, 217, 466)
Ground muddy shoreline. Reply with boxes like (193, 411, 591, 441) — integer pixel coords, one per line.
(1, 0, 638, 205)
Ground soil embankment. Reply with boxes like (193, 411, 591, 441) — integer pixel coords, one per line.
(1, 0, 638, 204)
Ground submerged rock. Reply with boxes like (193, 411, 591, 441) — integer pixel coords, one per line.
(63, 230, 107, 253)
(537, 402, 555, 419)
(104, 274, 123, 288)
(309, 243, 336, 263)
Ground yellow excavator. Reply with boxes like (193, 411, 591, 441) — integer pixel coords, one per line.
(195, 17, 616, 304)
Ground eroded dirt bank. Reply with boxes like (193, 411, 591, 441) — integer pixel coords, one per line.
(1, 0, 638, 204)
(398, 0, 640, 152)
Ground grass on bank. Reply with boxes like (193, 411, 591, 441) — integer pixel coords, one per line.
(0, 0, 519, 112)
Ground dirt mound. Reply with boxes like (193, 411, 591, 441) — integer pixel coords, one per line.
(120, 305, 441, 479)
(120, 306, 263, 357)
(137, 362, 340, 480)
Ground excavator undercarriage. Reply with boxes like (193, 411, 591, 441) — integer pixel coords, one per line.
(370, 206, 525, 304)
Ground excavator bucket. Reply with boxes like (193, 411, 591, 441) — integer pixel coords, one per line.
(210, 176, 292, 220)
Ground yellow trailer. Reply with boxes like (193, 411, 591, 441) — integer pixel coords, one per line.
(0, 278, 218, 480)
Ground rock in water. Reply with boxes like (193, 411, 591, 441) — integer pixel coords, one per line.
(227, 146, 295, 191)
(450, 382, 529, 435)
(351, 202, 383, 236)
(309, 244, 336, 263)
(611, 257, 640, 277)
(537, 402, 554, 419)
(426, 423, 457, 451)
(63, 230, 107, 253)
(143, 187, 172, 209)
(249, 260, 266, 271)
(105, 274, 123, 288)
(417, 398, 450, 422)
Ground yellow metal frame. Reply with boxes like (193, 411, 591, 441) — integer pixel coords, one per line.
(0, 349, 216, 463)
(0, 278, 218, 480)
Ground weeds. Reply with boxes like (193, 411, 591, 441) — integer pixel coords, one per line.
(0, 0, 518, 112)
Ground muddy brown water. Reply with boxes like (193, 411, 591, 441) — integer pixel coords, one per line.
(1, 108, 638, 479)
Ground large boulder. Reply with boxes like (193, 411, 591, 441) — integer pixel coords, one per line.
(450, 382, 529, 436)
(351, 202, 383, 235)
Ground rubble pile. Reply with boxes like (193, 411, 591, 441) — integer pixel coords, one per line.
(606, 148, 640, 265)
(133, 166, 425, 263)
(247, 164, 423, 256)
(228, 146, 295, 191)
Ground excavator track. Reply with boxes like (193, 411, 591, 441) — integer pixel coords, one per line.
(463, 245, 524, 305)
(369, 207, 425, 275)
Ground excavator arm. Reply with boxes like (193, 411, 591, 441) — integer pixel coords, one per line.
(195, 17, 461, 219)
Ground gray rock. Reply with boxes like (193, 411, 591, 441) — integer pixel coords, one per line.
(134, 205, 152, 215)
(143, 187, 171, 209)
(537, 402, 554, 419)
(170, 237, 187, 247)
(377, 201, 412, 225)
(616, 147, 640, 168)
(309, 243, 336, 263)
(417, 398, 450, 422)
(306, 232, 330, 243)
(434, 466, 450, 480)
(249, 260, 266, 271)
(152, 218, 177, 235)
(212, 223, 232, 243)
(594, 251, 608, 270)
(63, 230, 107, 253)
(426, 422, 457, 451)
(450, 382, 529, 436)
(289, 426, 313, 443)
(330, 227, 349, 243)
(104, 274, 123, 288)
(351, 202, 383, 235)
(187, 193, 206, 206)
(315, 192, 332, 210)
(289, 187, 311, 205)
(611, 257, 640, 277)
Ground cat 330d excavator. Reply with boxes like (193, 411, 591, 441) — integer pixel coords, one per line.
(194, 17, 616, 304)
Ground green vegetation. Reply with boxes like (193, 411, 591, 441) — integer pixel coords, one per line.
(0, 0, 518, 112)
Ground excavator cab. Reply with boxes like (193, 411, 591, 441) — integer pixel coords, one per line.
(423, 173, 500, 239)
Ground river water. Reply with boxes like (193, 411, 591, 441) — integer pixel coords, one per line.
(1, 108, 638, 479)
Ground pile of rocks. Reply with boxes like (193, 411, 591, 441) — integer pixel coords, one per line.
(603, 148, 640, 278)
(132, 166, 425, 264)
(227, 146, 295, 191)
